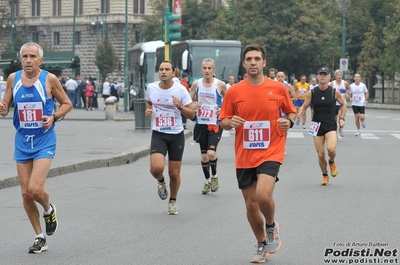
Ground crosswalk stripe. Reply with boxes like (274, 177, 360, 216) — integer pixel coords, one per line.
(287, 132, 304, 138)
(360, 133, 380, 139)
(391, 134, 400, 139)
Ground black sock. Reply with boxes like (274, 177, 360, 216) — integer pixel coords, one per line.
(259, 240, 267, 246)
(169, 198, 176, 203)
(158, 175, 165, 183)
(323, 172, 329, 176)
(266, 222, 275, 228)
(201, 161, 210, 179)
(210, 158, 218, 176)
(329, 160, 334, 164)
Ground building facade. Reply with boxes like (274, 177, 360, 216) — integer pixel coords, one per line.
(0, 0, 149, 80)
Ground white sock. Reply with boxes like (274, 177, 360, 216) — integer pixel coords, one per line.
(44, 205, 53, 215)
(36, 233, 45, 239)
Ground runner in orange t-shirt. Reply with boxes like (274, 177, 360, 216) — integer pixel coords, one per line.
(219, 44, 296, 263)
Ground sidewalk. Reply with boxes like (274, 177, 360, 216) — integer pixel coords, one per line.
(0, 98, 193, 189)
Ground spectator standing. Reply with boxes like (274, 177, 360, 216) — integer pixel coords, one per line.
(65, 76, 78, 108)
(102, 78, 111, 109)
(75, 76, 83, 109)
(85, 80, 95, 110)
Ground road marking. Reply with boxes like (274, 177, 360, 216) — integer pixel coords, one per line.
(360, 133, 380, 139)
(391, 134, 400, 140)
(222, 130, 232, 137)
(287, 132, 304, 138)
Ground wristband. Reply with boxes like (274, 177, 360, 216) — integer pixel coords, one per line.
(52, 114, 59, 122)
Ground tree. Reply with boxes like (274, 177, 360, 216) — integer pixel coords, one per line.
(138, 0, 168, 41)
(207, 0, 342, 77)
(95, 38, 119, 81)
(181, 0, 221, 40)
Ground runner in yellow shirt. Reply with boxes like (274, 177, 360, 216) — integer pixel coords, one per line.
(294, 74, 310, 129)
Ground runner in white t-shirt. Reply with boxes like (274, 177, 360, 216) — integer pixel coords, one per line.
(330, 70, 350, 137)
(348, 73, 369, 136)
(145, 61, 195, 215)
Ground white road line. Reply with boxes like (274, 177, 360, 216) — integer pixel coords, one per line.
(391, 134, 400, 140)
(360, 133, 380, 139)
(287, 132, 304, 138)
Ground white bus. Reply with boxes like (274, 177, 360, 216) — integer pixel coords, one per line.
(156, 39, 243, 84)
(128, 40, 165, 91)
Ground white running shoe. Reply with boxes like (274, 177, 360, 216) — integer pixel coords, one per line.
(339, 128, 344, 137)
(355, 131, 361, 136)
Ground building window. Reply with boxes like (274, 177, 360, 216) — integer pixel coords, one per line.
(133, 0, 145, 14)
(75, 31, 81, 45)
(12, 0, 20, 17)
(77, 0, 83, 15)
(52, 0, 62, 16)
(101, 0, 110, 13)
(31, 0, 41, 16)
(32, 32, 39, 42)
(54, 32, 60, 45)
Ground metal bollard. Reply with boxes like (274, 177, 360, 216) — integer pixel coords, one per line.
(105, 96, 118, 120)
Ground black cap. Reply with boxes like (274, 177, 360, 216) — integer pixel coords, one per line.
(318, 67, 330, 74)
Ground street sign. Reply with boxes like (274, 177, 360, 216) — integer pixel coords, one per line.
(340, 58, 348, 71)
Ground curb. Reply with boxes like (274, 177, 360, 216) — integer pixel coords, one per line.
(0, 130, 193, 190)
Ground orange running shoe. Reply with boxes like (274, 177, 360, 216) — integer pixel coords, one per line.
(321, 175, 329, 186)
(329, 161, 338, 177)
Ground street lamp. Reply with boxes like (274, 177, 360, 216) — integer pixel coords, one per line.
(124, 0, 128, 112)
(91, 8, 100, 44)
(100, 14, 107, 40)
(3, 0, 17, 53)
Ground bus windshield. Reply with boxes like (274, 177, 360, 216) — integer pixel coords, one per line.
(144, 52, 157, 86)
(190, 46, 242, 82)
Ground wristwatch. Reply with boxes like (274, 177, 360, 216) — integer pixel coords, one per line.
(177, 105, 183, 110)
(288, 118, 294, 128)
(52, 113, 59, 122)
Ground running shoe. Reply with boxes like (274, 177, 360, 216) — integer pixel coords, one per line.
(167, 201, 179, 215)
(329, 161, 338, 177)
(157, 181, 168, 200)
(44, 203, 58, 236)
(302, 123, 306, 129)
(355, 131, 361, 136)
(250, 242, 270, 263)
(210, 176, 219, 192)
(321, 175, 329, 186)
(28, 237, 48, 254)
(339, 128, 344, 137)
(361, 120, 366, 128)
(202, 181, 211, 195)
(266, 222, 281, 254)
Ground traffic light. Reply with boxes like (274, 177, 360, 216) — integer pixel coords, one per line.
(162, 6, 181, 43)
(167, 12, 181, 42)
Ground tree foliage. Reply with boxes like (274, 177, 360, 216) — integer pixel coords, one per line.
(138, 0, 400, 83)
(95, 38, 120, 81)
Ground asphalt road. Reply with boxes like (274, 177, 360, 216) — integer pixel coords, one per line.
(1, 107, 400, 265)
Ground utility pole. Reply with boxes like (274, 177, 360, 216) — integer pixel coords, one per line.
(10, 0, 15, 53)
(124, 0, 129, 112)
(341, 0, 347, 59)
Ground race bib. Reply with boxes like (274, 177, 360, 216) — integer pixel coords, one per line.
(155, 111, 175, 128)
(308, 121, 321, 136)
(17, 102, 43, 129)
(197, 104, 217, 124)
(299, 89, 307, 96)
(352, 96, 362, 103)
(243, 121, 270, 149)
